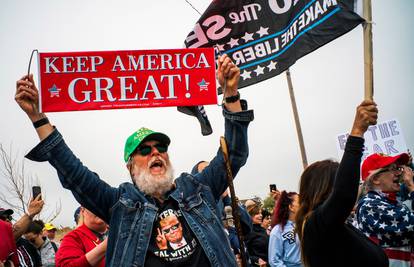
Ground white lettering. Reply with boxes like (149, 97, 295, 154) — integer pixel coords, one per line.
(45, 57, 60, 73)
(68, 78, 91, 103)
(119, 76, 139, 101)
(141, 76, 163, 100)
(93, 77, 115, 102)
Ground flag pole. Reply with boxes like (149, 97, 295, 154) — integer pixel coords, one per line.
(286, 69, 308, 169)
(220, 136, 248, 267)
(363, 0, 374, 100)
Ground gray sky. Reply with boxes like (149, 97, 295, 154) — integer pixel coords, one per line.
(1, 0, 412, 227)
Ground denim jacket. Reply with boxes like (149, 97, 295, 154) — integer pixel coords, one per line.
(26, 101, 253, 267)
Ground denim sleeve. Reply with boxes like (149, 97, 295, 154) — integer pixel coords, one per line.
(195, 99, 254, 201)
(25, 128, 119, 223)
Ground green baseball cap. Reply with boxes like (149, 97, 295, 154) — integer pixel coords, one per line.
(124, 127, 170, 162)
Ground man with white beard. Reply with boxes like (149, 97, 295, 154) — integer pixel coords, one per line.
(15, 54, 254, 267)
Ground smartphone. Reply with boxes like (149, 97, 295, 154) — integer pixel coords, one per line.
(32, 186, 41, 199)
(269, 184, 277, 192)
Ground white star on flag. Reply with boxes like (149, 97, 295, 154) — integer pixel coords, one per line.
(227, 38, 239, 48)
(254, 65, 265, 76)
(267, 61, 277, 71)
(403, 238, 410, 245)
(241, 32, 254, 43)
(391, 218, 398, 227)
(387, 210, 396, 216)
(384, 233, 391, 240)
(367, 209, 374, 217)
(403, 214, 409, 222)
(240, 70, 252, 80)
(395, 229, 402, 236)
(256, 26, 269, 37)
(377, 233, 382, 240)
(379, 222, 387, 229)
(406, 224, 414, 231)
(377, 204, 386, 210)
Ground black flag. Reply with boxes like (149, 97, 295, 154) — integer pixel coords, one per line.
(180, 0, 363, 134)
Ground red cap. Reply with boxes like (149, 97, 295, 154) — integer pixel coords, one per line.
(361, 153, 409, 181)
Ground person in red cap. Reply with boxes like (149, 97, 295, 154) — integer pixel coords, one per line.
(357, 152, 414, 267)
(295, 100, 389, 267)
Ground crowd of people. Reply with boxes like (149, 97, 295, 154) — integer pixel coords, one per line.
(1, 54, 413, 267)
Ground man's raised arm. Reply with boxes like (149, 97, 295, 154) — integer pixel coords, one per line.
(15, 74, 53, 141)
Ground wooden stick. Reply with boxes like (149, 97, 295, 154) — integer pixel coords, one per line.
(363, 0, 374, 100)
(286, 69, 308, 169)
(220, 136, 247, 267)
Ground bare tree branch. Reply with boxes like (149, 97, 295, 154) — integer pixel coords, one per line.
(0, 144, 61, 222)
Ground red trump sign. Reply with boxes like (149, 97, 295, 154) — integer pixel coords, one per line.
(37, 48, 217, 112)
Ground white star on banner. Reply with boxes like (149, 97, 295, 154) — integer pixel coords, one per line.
(227, 38, 239, 48)
(361, 216, 366, 222)
(403, 238, 410, 245)
(406, 224, 414, 231)
(240, 70, 252, 80)
(379, 222, 387, 229)
(373, 220, 378, 225)
(254, 65, 265, 76)
(384, 233, 391, 240)
(256, 26, 269, 37)
(215, 44, 225, 52)
(365, 203, 372, 208)
(267, 61, 277, 71)
(241, 32, 254, 42)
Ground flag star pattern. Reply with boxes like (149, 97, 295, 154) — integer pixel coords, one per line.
(357, 191, 414, 265)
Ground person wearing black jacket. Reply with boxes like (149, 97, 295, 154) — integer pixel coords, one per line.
(246, 204, 269, 267)
(295, 100, 388, 267)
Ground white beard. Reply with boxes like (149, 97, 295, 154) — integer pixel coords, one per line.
(132, 157, 174, 197)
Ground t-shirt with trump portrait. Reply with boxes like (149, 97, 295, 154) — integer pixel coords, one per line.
(145, 200, 210, 266)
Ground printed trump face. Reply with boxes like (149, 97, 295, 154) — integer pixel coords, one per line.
(160, 214, 183, 244)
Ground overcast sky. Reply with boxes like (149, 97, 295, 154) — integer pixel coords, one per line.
(1, 0, 413, 227)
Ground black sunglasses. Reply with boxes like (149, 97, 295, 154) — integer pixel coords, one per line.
(135, 143, 168, 156)
(376, 165, 404, 176)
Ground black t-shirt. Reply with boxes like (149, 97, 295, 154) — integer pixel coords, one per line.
(145, 198, 211, 267)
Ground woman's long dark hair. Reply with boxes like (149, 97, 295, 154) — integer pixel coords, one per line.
(271, 191, 298, 230)
(296, 159, 339, 267)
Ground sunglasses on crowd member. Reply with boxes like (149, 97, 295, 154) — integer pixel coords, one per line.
(135, 143, 168, 156)
(376, 165, 404, 176)
(162, 223, 180, 234)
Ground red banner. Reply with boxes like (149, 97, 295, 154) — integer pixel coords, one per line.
(38, 48, 217, 112)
